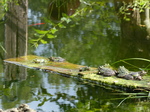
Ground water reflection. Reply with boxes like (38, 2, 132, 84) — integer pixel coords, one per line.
(34, 0, 121, 67)
(3, 1, 29, 109)
(4, 63, 27, 81)
(1, 0, 150, 111)
(114, 0, 150, 69)
(0, 67, 150, 111)
(33, 0, 150, 69)
(48, 0, 80, 21)
(0, 68, 42, 109)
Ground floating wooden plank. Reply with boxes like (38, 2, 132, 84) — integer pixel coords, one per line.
(4, 55, 150, 92)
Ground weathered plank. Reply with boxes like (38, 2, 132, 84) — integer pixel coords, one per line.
(4, 55, 150, 92)
(5, 0, 28, 59)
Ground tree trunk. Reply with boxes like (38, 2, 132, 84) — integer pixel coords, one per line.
(5, 0, 28, 59)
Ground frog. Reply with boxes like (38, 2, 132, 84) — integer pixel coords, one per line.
(129, 71, 146, 80)
(32, 58, 48, 63)
(138, 70, 147, 76)
(48, 56, 66, 62)
(117, 66, 130, 78)
(98, 64, 116, 77)
(79, 66, 90, 72)
(124, 74, 134, 80)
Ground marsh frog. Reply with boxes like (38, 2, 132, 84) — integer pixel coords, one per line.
(117, 66, 129, 78)
(98, 65, 116, 77)
(79, 66, 90, 72)
(49, 56, 66, 62)
(32, 58, 48, 63)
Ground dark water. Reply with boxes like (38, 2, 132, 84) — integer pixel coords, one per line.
(0, 0, 150, 111)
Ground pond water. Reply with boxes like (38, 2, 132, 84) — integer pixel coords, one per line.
(0, 0, 150, 111)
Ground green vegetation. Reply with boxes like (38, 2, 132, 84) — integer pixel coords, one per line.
(0, 0, 9, 12)
(30, 0, 116, 47)
(119, 0, 150, 21)
(30, 0, 82, 47)
(112, 58, 150, 71)
(30, 0, 150, 47)
(0, 0, 19, 20)
(0, 0, 7, 20)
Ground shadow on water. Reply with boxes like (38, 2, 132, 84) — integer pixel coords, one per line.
(0, 0, 150, 111)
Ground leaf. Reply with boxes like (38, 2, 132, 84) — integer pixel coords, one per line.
(39, 34, 45, 38)
(33, 43, 39, 48)
(50, 27, 58, 34)
(125, 18, 130, 21)
(61, 17, 71, 23)
(126, 13, 131, 15)
(34, 33, 45, 38)
(58, 23, 66, 28)
(30, 39, 38, 42)
(46, 34, 56, 39)
(0, 43, 7, 53)
(40, 39, 47, 44)
(38, 97, 48, 106)
(34, 29, 49, 35)
(62, 13, 69, 18)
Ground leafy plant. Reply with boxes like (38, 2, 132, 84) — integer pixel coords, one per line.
(119, 0, 150, 21)
(0, 0, 18, 11)
(30, 0, 108, 47)
(30, 27, 58, 47)
(0, 0, 9, 11)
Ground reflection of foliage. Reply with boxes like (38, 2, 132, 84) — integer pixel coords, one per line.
(0, 69, 43, 109)
(29, 0, 49, 13)
(33, 0, 120, 66)
(0, 0, 8, 20)
(30, 0, 79, 47)
(30, 0, 117, 47)
(47, 0, 79, 20)
(0, 0, 19, 17)
(116, 92, 150, 107)
(119, 0, 149, 21)
(0, 0, 9, 12)
(31, 27, 58, 46)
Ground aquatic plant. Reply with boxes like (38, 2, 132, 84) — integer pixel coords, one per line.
(113, 92, 150, 107)
(111, 58, 150, 71)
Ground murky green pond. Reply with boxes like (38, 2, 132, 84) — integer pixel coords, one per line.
(0, 0, 150, 111)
